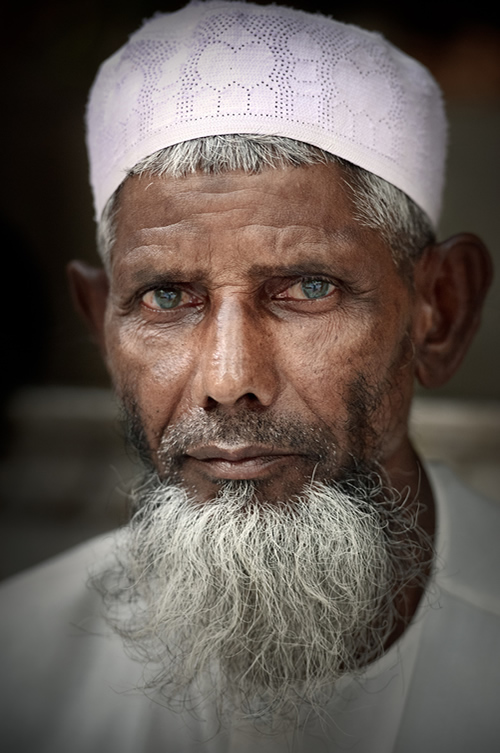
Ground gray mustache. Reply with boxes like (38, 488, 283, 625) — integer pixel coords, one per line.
(158, 410, 337, 460)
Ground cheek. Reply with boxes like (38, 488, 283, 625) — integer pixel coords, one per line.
(104, 318, 196, 442)
(278, 314, 387, 401)
(278, 310, 414, 455)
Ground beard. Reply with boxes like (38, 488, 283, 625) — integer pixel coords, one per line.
(94, 408, 432, 725)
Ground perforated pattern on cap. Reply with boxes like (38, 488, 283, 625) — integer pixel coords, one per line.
(86, 0, 447, 226)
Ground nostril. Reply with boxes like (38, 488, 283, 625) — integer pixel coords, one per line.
(204, 396, 219, 411)
(243, 393, 259, 404)
(204, 392, 261, 411)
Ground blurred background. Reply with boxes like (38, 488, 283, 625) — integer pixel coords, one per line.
(0, 0, 499, 579)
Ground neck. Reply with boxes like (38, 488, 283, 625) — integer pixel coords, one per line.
(382, 438, 436, 648)
(384, 438, 436, 539)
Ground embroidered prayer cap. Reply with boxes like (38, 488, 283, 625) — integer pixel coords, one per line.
(86, 0, 447, 227)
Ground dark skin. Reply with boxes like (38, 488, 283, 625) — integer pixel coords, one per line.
(69, 161, 492, 641)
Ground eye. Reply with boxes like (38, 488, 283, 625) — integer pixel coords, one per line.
(141, 287, 198, 311)
(277, 277, 337, 301)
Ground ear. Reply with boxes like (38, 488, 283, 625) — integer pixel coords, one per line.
(67, 260, 109, 356)
(412, 233, 493, 389)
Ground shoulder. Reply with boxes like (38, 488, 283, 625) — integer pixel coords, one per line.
(0, 534, 153, 753)
(0, 533, 122, 689)
(0, 533, 115, 628)
(394, 464, 500, 750)
(427, 462, 500, 614)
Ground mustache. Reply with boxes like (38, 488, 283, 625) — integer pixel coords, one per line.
(158, 409, 338, 459)
(122, 402, 343, 473)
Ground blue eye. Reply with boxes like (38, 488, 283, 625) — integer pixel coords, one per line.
(141, 286, 203, 312)
(152, 289, 182, 309)
(275, 277, 337, 303)
(301, 279, 332, 299)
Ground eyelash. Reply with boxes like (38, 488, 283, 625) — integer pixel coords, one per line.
(140, 286, 201, 311)
(138, 275, 340, 313)
(275, 276, 337, 300)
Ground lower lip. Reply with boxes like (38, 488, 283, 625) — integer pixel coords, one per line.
(186, 454, 297, 480)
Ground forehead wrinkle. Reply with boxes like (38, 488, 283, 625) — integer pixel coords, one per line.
(121, 221, 199, 258)
(266, 224, 372, 270)
(116, 203, 373, 276)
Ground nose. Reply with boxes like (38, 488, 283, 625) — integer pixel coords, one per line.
(193, 296, 279, 409)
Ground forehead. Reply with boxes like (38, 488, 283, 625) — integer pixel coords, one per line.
(111, 162, 392, 278)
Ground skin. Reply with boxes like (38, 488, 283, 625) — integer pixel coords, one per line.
(69, 160, 492, 533)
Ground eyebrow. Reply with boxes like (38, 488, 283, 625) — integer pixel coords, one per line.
(246, 261, 346, 280)
(120, 223, 368, 285)
(126, 259, 355, 290)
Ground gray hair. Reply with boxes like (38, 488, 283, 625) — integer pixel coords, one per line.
(97, 134, 434, 273)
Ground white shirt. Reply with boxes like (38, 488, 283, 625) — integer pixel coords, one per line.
(1, 463, 499, 752)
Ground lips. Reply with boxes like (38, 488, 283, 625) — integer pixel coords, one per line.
(185, 445, 299, 480)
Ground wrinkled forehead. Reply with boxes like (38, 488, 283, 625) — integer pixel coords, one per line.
(115, 160, 355, 230)
(86, 0, 446, 227)
(109, 163, 395, 283)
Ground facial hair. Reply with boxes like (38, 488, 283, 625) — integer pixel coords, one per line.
(94, 466, 431, 723)
(98, 345, 430, 724)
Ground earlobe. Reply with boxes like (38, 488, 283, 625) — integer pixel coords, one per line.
(412, 233, 493, 389)
(67, 260, 109, 356)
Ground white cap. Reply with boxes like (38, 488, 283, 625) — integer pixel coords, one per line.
(86, 0, 447, 227)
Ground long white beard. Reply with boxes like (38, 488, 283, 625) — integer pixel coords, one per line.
(95, 472, 430, 723)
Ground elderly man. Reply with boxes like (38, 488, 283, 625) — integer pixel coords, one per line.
(1, 2, 498, 751)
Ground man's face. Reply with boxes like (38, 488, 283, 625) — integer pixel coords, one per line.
(88, 162, 443, 714)
(104, 162, 416, 502)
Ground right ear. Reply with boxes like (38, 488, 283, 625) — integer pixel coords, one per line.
(67, 260, 109, 356)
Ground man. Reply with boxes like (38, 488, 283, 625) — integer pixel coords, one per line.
(1, 1, 498, 751)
